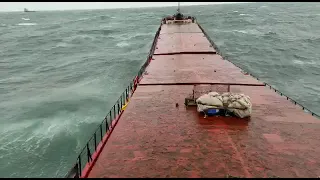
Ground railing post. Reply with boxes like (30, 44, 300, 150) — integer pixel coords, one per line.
(100, 124, 103, 141)
(65, 161, 80, 178)
(74, 162, 79, 178)
(125, 88, 128, 101)
(117, 101, 120, 114)
(106, 116, 109, 131)
(122, 93, 124, 105)
(123, 92, 125, 105)
(121, 93, 124, 106)
(113, 105, 116, 121)
(121, 94, 124, 106)
(78, 156, 81, 177)
(86, 143, 92, 162)
(109, 112, 112, 128)
(94, 132, 97, 151)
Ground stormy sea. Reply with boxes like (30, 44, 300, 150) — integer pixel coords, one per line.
(0, 2, 319, 177)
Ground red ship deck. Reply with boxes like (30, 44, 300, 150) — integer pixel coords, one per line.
(86, 22, 320, 178)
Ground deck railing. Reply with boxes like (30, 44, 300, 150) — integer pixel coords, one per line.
(64, 23, 162, 178)
(197, 22, 320, 119)
(65, 84, 133, 178)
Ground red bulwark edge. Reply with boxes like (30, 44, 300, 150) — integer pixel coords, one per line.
(87, 22, 320, 178)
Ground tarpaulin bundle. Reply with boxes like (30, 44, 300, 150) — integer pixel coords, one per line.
(196, 92, 252, 118)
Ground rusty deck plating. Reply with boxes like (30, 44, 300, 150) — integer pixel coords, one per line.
(86, 22, 320, 178)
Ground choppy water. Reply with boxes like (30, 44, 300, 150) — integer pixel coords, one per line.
(0, 2, 319, 178)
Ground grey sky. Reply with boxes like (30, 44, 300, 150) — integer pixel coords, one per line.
(0, 2, 247, 12)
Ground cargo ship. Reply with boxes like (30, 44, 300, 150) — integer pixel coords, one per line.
(24, 8, 36, 13)
(65, 8, 320, 178)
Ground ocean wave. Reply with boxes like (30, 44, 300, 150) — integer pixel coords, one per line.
(99, 15, 111, 20)
(39, 24, 62, 30)
(63, 34, 95, 44)
(116, 32, 154, 41)
(42, 42, 72, 52)
(77, 29, 114, 35)
(55, 42, 69, 48)
(116, 41, 130, 47)
(293, 59, 316, 65)
(1, 3, 320, 178)
(0, 76, 32, 86)
(17, 23, 37, 26)
(293, 54, 310, 61)
(21, 18, 30, 21)
(76, 17, 89, 21)
(301, 37, 320, 44)
(233, 29, 262, 35)
(263, 31, 278, 37)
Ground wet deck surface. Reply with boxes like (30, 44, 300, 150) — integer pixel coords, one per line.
(87, 22, 320, 178)
(155, 23, 215, 55)
(89, 85, 320, 178)
(140, 54, 263, 85)
(154, 33, 216, 55)
(160, 23, 203, 34)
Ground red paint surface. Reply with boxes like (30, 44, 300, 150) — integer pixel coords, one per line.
(140, 54, 263, 85)
(154, 33, 215, 55)
(88, 85, 320, 178)
(80, 111, 124, 178)
(160, 23, 202, 34)
(85, 21, 320, 178)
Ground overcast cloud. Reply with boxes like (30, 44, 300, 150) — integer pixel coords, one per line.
(0, 2, 249, 12)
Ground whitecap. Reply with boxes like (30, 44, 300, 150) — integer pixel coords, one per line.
(77, 17, 89, 21)
(293, 60, 304, 65)
(233, 11, 238, 12)
(22, 18, 30, 21)
(116, 41, 130, 47)
(234, 30, 248, 34)
(239, 14, 249, 16)
(17, 23, 37, 26)
(293, 60, 316, 65)
(55, 42, 69, 48)
(64, 34, 95, 43)
(233, 29, 261, 35)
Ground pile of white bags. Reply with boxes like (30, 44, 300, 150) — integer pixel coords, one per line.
(196, 92, 252, 118)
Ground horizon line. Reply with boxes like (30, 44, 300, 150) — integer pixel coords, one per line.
(0, 2, 253, 13)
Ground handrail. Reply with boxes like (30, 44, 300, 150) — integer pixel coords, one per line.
(64, 22, 162, 178)
(197, 22, 319, 119)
